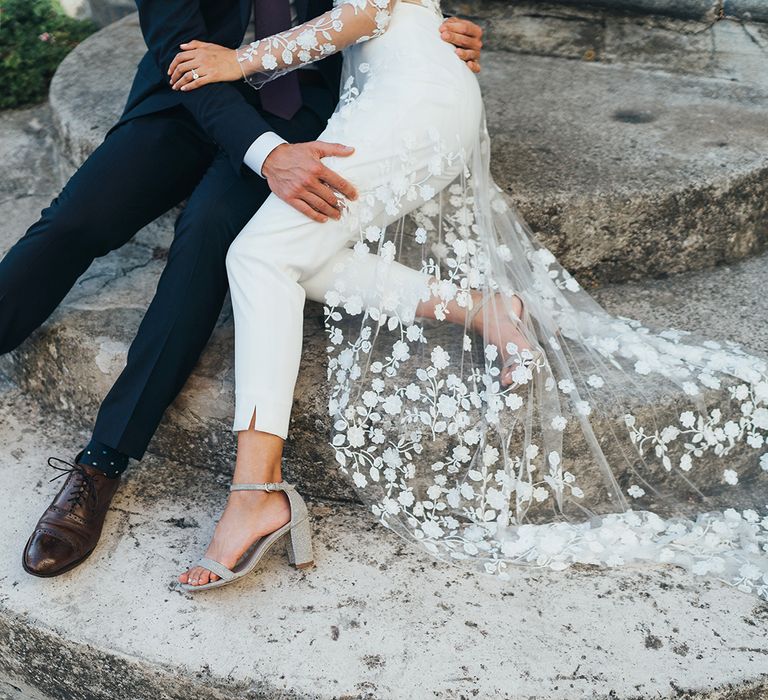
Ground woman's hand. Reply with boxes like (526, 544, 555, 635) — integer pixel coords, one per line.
(168, 41, 242, 91)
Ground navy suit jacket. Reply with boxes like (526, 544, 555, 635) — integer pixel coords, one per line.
(119, 0, 343, 171)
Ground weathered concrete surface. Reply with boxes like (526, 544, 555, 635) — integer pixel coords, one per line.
(0, 678, 51, 700)
(482, 52, 768, 286)
(603, 15, 768, 80)
(0, 385, 767, 700)
(49, 14, 768, 286)
(725, 0, 768, 20)
(446, 0, 768, 25)
(592, 251, 768, 355)
(60, 0, 135, 26)
(545, 0, 722, 21)
(0, 106, 62, 198)
(445, 1, 768, 63)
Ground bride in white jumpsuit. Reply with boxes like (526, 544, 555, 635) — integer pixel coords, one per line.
(178, 0, 768, 599)
(228, 0, 483, 438)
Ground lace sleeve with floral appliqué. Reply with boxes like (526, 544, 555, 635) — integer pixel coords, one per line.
(236, 0, 397, 90)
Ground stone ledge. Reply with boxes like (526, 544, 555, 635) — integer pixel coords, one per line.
(446, 0, 768, 23)
(482, 53, 768, 285)
(539, 0, 723, 20)
(725, 0, 768, 20)
(3, 90, 768, 700)
(1, 386, 767, 700)
(445, 2, 768, 85)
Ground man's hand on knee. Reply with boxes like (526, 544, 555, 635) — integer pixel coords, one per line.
(262, 142, 358, 223)
(440, 17, 484, 74)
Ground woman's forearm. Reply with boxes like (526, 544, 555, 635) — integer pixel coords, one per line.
(168, 3, 486, 93)
(237, 0, 396, 88)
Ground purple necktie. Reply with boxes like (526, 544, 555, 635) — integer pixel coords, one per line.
(252, 0, 303, 120)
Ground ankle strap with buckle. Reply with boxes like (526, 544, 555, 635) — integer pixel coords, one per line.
(230, 482, 294, 492)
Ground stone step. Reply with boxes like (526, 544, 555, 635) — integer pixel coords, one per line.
(49, 13, 768, 285)
(65, 0, 768, 30)
(447, 0, 768, 23)
(446, 1, 768, 82)
(1, 385, 767, 700)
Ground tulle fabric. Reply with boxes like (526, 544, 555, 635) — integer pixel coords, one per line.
(237, 0, 398, 89)
(317, 2, 768, 600)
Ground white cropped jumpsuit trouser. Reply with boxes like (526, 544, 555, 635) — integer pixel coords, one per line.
(226, 2, 483, 438)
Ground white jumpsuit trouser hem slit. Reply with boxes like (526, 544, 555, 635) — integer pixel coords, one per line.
(232, 393, 295, 439)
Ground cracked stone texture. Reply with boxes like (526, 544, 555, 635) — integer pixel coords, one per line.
(50, 13, 768, 286)
(445, 1, 768, 80)
(447, 1, 768, 79)
(725, 0, 768, 20)
(0, 385, 767, 700)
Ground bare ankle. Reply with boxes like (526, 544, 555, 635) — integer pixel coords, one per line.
(228, 489, 287, 508)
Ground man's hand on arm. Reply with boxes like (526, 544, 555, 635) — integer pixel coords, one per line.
(440, 17, 483, 74)
(260, 142, 359, 224)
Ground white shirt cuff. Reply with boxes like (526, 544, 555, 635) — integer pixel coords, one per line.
(243, 132, 288, 177)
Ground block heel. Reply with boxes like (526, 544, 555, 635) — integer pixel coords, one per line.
(285, 517, 314, 569)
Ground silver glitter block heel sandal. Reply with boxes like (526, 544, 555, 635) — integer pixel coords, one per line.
(180, 481, 314, 592)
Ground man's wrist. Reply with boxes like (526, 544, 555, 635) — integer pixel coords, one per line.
(243, 132, 288, 177)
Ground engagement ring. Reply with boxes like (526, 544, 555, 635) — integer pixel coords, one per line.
(191, 69, 200, 80)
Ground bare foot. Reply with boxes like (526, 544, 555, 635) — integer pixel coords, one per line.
(470, 293, 537, 386)
(179, 490, 290, 587)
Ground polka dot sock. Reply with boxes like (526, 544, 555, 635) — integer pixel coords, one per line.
(77, 439, 129, 478)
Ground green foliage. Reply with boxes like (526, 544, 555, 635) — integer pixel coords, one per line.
(0, 0, 97, 109)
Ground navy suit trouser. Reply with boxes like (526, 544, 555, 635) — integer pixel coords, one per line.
(0, 100, 328, 460)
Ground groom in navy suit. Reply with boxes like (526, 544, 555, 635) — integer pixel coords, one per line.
(0, 0, 483, 577)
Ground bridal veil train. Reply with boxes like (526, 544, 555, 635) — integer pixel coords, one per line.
(238, 0, 768, 599)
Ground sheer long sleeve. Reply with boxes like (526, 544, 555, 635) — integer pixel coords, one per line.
(237, 0, 397, 89)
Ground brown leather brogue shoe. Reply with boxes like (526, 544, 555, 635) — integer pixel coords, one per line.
(23, 457, 121, 577)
